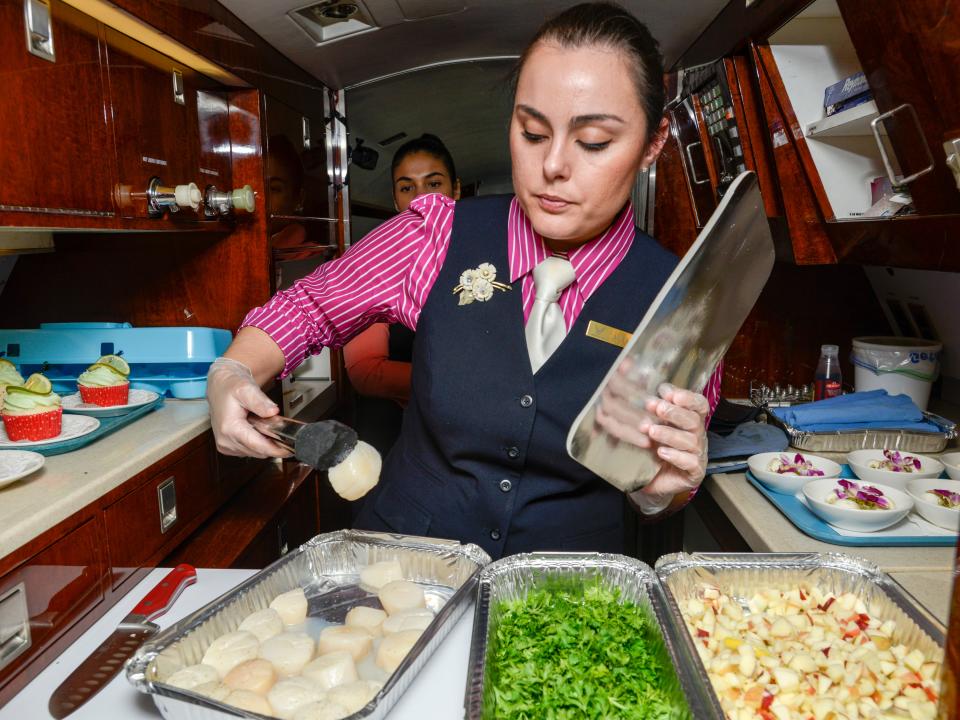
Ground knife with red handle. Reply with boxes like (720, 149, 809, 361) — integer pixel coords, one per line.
(48, 564, 197, 719)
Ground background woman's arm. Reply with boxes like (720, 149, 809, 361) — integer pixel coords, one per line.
(343, 323, 412, 405)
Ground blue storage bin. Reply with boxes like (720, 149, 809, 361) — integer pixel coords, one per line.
(0, 324, 232, 398)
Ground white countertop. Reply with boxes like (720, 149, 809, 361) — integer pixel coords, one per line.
(705, 472, 957, 624)
(1, 568, 472, 720)
(0, 400, 211, 556)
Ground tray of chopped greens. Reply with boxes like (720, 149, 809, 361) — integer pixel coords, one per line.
(464, 552, 722, 719)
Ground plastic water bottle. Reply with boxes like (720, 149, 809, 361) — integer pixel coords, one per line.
(814, 344, 842, 400)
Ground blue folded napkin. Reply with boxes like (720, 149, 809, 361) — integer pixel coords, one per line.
(707, 422, 789, 460)
(770, 390, 940, 432)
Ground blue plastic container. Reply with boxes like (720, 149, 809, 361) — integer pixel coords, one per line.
(0, 323, 232, 398)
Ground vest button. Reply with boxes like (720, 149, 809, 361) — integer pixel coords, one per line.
(499, 479, 513, 492)
(490, 529, 501, 541)
(519, 394, 533, 408)
(506, 446, 519, 459)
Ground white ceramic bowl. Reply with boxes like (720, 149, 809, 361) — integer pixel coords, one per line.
(747, 452, 842, 494)
(846, 449, 943, 490)
(802, 478, 912, 532)
(940, 452, 960, 481)
(907, 478, 960, 531)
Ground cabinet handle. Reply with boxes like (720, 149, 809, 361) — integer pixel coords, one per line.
(870, 103, 934, 186)
(943, 138, 960, 192)
(24, 0, 55, 62)
(157, 477, 177, 533)
(0, 583, 31, 672)
(684, 141, 711, 185)
(172, 70, 185, 106)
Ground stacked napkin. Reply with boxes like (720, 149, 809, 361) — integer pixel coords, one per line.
(770, 390, 939, 432)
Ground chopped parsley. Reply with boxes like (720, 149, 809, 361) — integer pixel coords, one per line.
(485, 578, 691, 720)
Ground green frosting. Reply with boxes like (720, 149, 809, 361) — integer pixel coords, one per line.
(78, 364, 128, 388)
(3, 388, 60, 414)
(0, 364, 23, 388)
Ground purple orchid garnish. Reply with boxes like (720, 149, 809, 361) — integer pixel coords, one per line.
(768, 452, 825, 476)
(930, 489, 960, 509)
(829, 479, 891, 510)
(869, 449, 922, 473)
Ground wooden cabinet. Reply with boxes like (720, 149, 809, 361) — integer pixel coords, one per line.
(0, 0, 115, 220)
(104, 442, 217, 589)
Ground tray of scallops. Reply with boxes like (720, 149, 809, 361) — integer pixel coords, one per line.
(656, 552, 945, 720)
(127, 530, 490, 720)
(464, 552, 722, 720)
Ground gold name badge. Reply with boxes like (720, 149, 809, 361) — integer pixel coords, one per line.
(585, 320, 632, 348)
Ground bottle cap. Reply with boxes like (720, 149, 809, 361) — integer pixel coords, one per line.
(821, 344, 839, 355)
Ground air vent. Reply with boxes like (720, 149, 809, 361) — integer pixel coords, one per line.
(290, 0, 377, 43)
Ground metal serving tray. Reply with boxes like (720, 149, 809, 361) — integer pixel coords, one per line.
(655, 552, 946, 713)
(464, 552, 722, 719)
(768, 411, 956, 454)
(127, 530, 490, 720)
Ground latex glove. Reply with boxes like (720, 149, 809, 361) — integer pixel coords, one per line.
(627, 383, 709, 514)
(206, 357, 290, 458)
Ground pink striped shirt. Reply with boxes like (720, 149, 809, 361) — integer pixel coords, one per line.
(242, 193, 722, 415)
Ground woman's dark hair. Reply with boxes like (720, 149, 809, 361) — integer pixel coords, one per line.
(513, 2, 665, 139)
(391, 133, 457, 181)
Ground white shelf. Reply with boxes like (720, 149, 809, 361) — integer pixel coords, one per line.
(806, 100, 879, 138)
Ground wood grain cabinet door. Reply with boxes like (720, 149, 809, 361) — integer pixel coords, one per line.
(839, 0, 960, 214)
(0, 0, 115, 218)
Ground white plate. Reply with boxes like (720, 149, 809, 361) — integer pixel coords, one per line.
(0, 414, 100, 448)
(802, 478, 912, 532)
(0, 450, 45, 489)
(847, 449, 943, 490)
(62, 388, 159, 417)
(747, 451, 842, 494)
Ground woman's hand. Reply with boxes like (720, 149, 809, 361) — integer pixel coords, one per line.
(206, 357, 291, 458)
(628, 383, 709, 513)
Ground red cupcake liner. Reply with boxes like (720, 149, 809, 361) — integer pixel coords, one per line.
(79, 383, 130, 407)
(3, 407, 63, 442)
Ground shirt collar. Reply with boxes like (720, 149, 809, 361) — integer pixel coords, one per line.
(507, 197, 636, 290)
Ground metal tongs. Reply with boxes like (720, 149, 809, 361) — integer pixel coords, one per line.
(249, 415, 358, 470)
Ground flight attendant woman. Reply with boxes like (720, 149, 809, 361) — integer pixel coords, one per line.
(207, 2, 721, 559)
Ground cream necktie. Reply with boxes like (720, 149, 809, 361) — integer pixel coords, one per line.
(525, 256, 577, 373)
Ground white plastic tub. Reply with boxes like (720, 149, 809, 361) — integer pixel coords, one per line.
(851, 336, 941, 410)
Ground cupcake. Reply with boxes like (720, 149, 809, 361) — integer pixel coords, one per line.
(0, 358, 24, 407)
(77, 354, 130, 407)
(2, 373, 62, 441)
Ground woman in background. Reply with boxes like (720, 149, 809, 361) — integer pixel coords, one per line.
(343, 134, 460, 456)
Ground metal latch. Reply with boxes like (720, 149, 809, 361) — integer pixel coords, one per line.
(24, 0, 55, 62)
(172, 70, 185, 106)
(302, 117, 312, 151)
(944, 138, 960, 192)
(0, 583, 31, 672)
(157, 477, 177, 533)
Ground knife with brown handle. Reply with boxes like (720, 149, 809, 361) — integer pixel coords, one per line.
(48, 563, 197, 719)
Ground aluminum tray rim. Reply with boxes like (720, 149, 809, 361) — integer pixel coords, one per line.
(127, 529, 491, 720)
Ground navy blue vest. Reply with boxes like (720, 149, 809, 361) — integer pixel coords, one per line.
(353, 195, 677, 559)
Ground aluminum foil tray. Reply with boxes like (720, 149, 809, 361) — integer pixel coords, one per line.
(127, 530, 491, 720)
(464, 552, 722, 719)
(655, 552, 946, 713)
(769, 411, 956, 453)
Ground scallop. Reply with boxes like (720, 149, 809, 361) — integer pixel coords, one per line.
(270, 588, 309, 626)
(201, 631, 259, 678)
(192, 681, 231, 702)
(317, 625, 373, 661)
(259, 632, 315, 676)
(345, 606, 386, 636)
(328, 441, 381, 501)
(165, 663, 220, 690)
(325, 680, 382, 714)
(358, 559, 403, 592)
(225, 689, 273, 715)
(381, 609, 434, 636)
(301, 651, 359, 690)
(376, 629, 423, 673)
(378, 580, 425, 615)
(239, 607, 285, 642)
(223, 658, 276, 695)
(292, 701, 352, 720)
(267, 677, 327, 720)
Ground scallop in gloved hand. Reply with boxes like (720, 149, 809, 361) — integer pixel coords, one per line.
(201, 631, 259, 678)
(327, 440, 381, 501)
(267, 677, 327, 720)
(301, 651, 359, 691)
(259, 632, 315, 676)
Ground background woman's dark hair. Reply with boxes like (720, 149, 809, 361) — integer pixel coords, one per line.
(391, 133, 457, 181)
(512, 2, 665, 139)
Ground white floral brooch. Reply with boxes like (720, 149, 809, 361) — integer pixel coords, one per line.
(453, 262, 512, 305)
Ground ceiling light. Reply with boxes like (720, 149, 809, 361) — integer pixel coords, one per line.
(319, 3, 357, 19)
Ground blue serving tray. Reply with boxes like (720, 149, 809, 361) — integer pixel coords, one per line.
(26, 395, 165, 456)
(746, 467, 956, 547)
